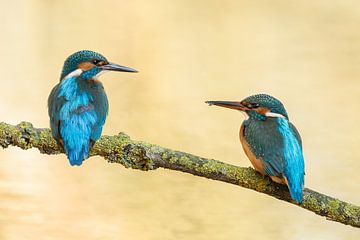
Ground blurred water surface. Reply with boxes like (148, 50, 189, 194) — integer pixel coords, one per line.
(0, 0, 359, 239)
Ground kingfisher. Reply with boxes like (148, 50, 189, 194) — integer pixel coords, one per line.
(48, 50, 137, 166)
(206, 94, 305, 203)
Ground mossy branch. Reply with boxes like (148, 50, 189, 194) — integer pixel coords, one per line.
(0, 121, 359, 228)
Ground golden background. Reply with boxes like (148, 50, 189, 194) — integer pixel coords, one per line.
(0, 0, 359, 239)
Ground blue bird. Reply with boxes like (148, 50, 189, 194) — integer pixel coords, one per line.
(48, 50, 137, 166)
(206, 94, 305, 203)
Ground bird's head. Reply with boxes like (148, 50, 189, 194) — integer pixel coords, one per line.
(206, 94, 289, 121)
(60, 50, 137, 81)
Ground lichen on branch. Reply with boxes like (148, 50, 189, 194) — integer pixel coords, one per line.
(0, 121, 359, 228)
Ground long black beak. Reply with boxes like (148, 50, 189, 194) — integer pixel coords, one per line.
(205, 101, 248, 111)
(100, 62, 138, 73)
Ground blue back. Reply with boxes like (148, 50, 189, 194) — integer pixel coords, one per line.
(48, 74, 108, 166)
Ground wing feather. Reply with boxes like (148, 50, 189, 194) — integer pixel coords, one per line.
(48, 84, 65, 143)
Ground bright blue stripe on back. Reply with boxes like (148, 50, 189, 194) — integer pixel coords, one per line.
(277, 118, 305, 202)
(59, 92, 93, 120)
(58, 76, 79, 100)
(57, 76, 97, 166)
(60, 111, 97, 166)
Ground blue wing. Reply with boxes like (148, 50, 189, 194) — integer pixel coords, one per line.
(243, 118, 286, 176)
(89, 82, 109, 142)
(243, 118, 304, 202)
(48, 84, 64, 143)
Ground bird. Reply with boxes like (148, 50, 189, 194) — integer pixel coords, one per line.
(206, 94, 305, 203)
(48, 50, 137, 166)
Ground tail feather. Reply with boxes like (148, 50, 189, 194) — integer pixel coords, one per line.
(66, 144, 90, 166)
(286, 175, 304, 203)
(277, 118, 305, 203)
(59, 110, 97, 166)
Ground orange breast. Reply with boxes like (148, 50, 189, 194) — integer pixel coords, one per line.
(239, 125, 265, 175)
(239, 125, 287, 185)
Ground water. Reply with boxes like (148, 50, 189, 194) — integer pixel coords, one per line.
(0, 0, 359, 239)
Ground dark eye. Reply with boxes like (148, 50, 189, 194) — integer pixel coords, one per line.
(249, 103, 259, 109)
(92, 59, 100, 65)
(243, 102, 259, 109)
(242, 102, 259, 109)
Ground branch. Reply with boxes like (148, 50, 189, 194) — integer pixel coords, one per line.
(1, 121, 359, 228)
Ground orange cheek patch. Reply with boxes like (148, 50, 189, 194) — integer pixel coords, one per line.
(88, 79, 102, 84)
(256, 107, 270, 115)
(78, 62, 95, 71)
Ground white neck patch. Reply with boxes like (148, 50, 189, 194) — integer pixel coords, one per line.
(63, 68, 83, 80)
(265, 111, 286, 119)
(240, 111, 249, 120)
(93, 70, 109, 80)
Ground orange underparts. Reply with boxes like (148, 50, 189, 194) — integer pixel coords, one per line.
(239, 125, 287, 185)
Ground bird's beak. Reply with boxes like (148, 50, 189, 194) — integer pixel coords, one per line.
(205, 101, 248, 111)
(100, 62, 138, 73)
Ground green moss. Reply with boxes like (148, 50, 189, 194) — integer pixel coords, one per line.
(13, 122, 33, 149)
(149, 145, 163, 155)
(201, 160, 224, 175)
(0, 123, 10, 148)
(169, 156, 178, 164)
(18, 121, 33, 129)
(327, 199, 341, 212)
(303, 195, 319, 210)
(37, 130, 61, 154)
(1, 121, 360, 228)
(117, 132, 131, 141)
(343, 204, 360, 224)
(95, 133, 132, 156)
(178, 155, 191, 166)
(39, 129, 50, 141)
(92, 134, 156, 170)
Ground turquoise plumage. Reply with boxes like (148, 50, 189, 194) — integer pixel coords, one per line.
(48, 50, 137, 166)
(206, 94, 305, 202)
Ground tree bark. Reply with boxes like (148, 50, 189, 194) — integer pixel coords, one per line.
(0, 121, 359, 228)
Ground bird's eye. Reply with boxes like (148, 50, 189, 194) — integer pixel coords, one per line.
(249, 103, 259, 109)
(251, 103, 259, 108)
(92, 59, 100, 65)
(242, 102, 259, 109)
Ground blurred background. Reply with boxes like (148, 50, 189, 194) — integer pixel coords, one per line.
(0, 0, 359, 239)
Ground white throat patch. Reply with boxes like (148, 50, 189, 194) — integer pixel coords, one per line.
(265, 111, 286, 119)
(93, 70, 109, 80)
(240, 111, 249, 120)
(63, 68, 83, 80)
